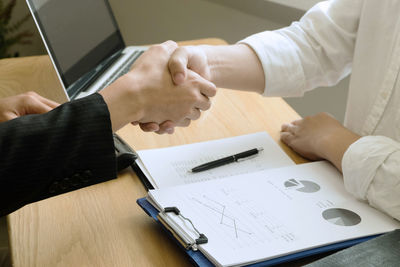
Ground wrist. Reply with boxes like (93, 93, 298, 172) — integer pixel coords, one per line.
(122, 73, 146, 122)
(99, 73, 145, 131)
(203, 44, 264, 92)
(317, 127, 361, 171)
(202, 45, 221, 85)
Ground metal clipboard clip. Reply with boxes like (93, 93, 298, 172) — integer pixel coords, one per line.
(157, 206, 208, 251)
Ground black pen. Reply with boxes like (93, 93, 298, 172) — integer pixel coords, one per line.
(189, 148, 264, 173)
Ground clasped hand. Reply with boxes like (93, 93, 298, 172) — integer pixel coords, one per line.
(137, 44, 211, 134)
(0, 41, 213, 136)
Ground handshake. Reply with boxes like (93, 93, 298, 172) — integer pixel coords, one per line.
(1, 40, 263, 136)
(99, 40, 216, 134)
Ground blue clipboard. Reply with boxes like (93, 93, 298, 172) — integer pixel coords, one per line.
(137, 197, 379, 267)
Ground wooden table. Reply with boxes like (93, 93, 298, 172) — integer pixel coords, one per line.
(2, 38, 310, 267)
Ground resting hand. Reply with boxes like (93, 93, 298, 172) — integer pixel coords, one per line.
(280, 112, 360, 171)
(0, 92, 59, 122)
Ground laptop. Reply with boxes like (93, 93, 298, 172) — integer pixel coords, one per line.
(26, 0, 147, 100)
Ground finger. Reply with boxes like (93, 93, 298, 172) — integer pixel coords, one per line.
(155, 121, 176, 134)
(280, 132, 295, 145)
(1, 112, 17, 122)
(169, 47, 189, 84)
(25, 97, 55, 115)
(291, 119, 302, 126)
(139, 122, 160, 132)
(281, 123, 290, 132)
(26, 92, 60, 109)
(176, 118, 191, 127)
(160, 40, 178, 54)
(189, 71, 217, 97)
(281, 123, 298, 134)
(194, 94, 212, 111)
(200, 80, 217, 98)
(186, 108, 201, 120)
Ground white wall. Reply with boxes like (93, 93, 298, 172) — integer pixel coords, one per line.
(108, 0, 283, 45)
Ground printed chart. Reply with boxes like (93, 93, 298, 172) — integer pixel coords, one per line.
(322, 208, 361, 226)
(284, 179, 320, 193)
(192, 195, 253, 239)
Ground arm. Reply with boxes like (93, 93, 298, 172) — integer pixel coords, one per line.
(169, 0, 362, 96)
(0, 41, 215, 216)
(145, 0, 363, 134)
(169, 44, 265, 93)
(342, 136, 400, 221)
(280, 112, 400, 221)
(0, 94, 116, 216)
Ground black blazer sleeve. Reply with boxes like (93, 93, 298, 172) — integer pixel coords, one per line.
(0, 93, 117, 216)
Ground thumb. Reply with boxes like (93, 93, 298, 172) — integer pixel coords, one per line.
(168, 47, 189, 85)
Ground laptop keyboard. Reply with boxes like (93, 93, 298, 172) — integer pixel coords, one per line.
(99, 50, 144, 90)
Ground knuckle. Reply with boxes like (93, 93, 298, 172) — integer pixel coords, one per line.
(175, 46, 187, 54)
(21, 94, 36, 103)
(193, 110, 201, 120)
(181, 119, 191, 127)
(303, 115, 312, 121)
(164, 40, 178, 48)
(203, 100, 211, 110)
(185, 106, 193, 115)
(25, 91, 37, 96)
(150, 44, 165, 53)
(195, 94, 205, 104)
(191, 79, 200, 87)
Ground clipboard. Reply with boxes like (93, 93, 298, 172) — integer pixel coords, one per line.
(137, 197, 380, 267)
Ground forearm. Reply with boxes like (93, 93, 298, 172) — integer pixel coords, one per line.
(202, 44, 265, 93)
(0, 94, 116, 216)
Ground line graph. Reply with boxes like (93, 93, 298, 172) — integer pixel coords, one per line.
(192, 195, 253, 238)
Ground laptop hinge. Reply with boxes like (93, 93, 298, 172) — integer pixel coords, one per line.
(67, 49, 124, 99)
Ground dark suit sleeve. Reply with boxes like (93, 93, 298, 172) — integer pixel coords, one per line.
(0, 93, 117, 216)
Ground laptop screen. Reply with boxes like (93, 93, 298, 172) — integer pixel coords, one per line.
(27, 0, 125, 94)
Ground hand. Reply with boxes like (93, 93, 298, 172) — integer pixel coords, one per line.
(138, 43, 266, 134)
(0, 92, 59, 122)
(137, 120, 176, 134)
(137, 45, 212, 134)
(168, 45, 211, 85)
(99, 41, 216, 132)
(280, 112, 360, 171)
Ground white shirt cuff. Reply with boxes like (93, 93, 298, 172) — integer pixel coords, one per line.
(239, 31, 306, 97)
(342, 136, 400, 200)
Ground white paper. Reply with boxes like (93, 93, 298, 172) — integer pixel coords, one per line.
(137, 132, 294, 188)
(149, 161, 400, 267)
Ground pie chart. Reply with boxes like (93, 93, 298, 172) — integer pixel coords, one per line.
(284, 179, 320, 193)
(322, 208, 361, 226)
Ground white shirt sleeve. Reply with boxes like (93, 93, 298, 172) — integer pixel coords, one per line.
(342, 136, 400, 221)
(240, 0, 362, 97)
